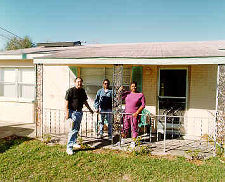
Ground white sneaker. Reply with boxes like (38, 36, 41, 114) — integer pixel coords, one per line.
(66, 148, 73, 155)
(130, 141, 136, 149)
(73, 143, 81, 148)
(120, 138, 125, 145)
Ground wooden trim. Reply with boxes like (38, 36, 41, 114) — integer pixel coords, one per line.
(77, 67, 80, 77)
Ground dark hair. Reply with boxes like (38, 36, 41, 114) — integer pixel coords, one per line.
(75, 77, 83, 82)
(130, 81, 137, 86)
(103, 79, 110, 85)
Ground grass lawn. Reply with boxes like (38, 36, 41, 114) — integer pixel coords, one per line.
(0, 136, 224, 181)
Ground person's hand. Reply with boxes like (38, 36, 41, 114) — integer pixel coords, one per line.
(65, 112, 69, 120)
(132, 112, 138, 118)
(118, 86, 124, 92)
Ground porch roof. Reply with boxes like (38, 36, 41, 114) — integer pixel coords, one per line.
(42, 41, 225, 58)
(34, 40, 225, 65)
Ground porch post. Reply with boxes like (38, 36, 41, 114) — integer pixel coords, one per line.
(35, 64, 43, 138)
(215, 64, 225, 153)
(112, 64, 123, 142)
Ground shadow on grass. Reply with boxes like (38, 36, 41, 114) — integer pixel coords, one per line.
(0, 135, 33, 153)
(80, 134, 122, 149)
(84, 138, 112, 149)
(69, 138, 115, 154)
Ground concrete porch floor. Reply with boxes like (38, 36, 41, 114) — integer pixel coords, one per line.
(47, 133, 215, 159)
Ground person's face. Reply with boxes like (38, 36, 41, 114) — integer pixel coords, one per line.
(130, 83, 137, 92)
(103, 81, 109, 89)
(75, 78, 83, 89)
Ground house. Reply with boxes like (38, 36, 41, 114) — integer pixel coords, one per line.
(0, 42, 81, 125)
(1, 41, 225, 143)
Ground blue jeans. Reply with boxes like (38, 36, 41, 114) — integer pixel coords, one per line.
(67, 110, 83, 149)
(99, 109, 112, 137)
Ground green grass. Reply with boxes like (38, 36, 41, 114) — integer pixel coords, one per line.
(0, 136, 225, 181)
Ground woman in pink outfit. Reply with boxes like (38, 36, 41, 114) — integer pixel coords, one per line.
(121, 82, 146, 146)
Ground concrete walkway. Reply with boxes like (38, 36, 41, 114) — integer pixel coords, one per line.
(0, 120, 35, 139)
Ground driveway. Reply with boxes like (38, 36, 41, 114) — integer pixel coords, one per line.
(0, 120, 35, 138)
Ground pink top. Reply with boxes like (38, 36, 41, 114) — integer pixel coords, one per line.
(122, 91, 146, 113)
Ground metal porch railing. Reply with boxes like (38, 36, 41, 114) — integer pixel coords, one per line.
(40, 108, 220, 155)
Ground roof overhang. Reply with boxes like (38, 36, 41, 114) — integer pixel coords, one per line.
(0, 54, 50, 60)
(33, 57, 225, 65)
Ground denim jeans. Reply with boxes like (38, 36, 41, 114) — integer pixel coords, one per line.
(67, 110, 83, 149)
(99, 109, 112, 137)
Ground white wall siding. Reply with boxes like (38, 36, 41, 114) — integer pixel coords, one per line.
(185, 65, 217, 138)
(0, 101, 34, 123)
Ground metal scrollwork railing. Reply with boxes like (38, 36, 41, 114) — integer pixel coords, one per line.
(112, 64, 123, 142)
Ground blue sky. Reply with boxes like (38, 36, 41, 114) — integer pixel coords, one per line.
(0, 0, 225, 50)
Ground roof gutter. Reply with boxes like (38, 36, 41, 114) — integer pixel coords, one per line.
(33, 57, 225, 65)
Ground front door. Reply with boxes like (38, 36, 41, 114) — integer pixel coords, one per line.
(158, 69, 187, 116)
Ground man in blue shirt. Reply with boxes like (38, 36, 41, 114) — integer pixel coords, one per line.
(94, 79, 113, 139)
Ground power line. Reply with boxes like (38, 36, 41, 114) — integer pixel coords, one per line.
(0, 34, 11, 40)
(0, 26, 23, 40)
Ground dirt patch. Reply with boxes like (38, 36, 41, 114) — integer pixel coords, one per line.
(187, 159, 204, 166)
(92, 148, 122, 154)
(219, 158, 225, 164)
(148, 154, 177, 161)
(91, 148, 112, 154)
(121, 174, 132, 182)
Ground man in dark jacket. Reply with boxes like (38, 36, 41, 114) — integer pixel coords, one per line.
(65, 77, 93, 155)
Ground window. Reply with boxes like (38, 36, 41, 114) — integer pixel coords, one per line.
(80, 67, 131, 94)
(0, 67, 35, 101)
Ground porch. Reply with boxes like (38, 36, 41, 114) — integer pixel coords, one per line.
(33, 42, 225, 157)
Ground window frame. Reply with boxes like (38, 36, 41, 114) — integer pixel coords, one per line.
(0, 66, 35, 103)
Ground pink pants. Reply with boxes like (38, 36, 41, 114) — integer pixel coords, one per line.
(123, 114, 139, 138)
